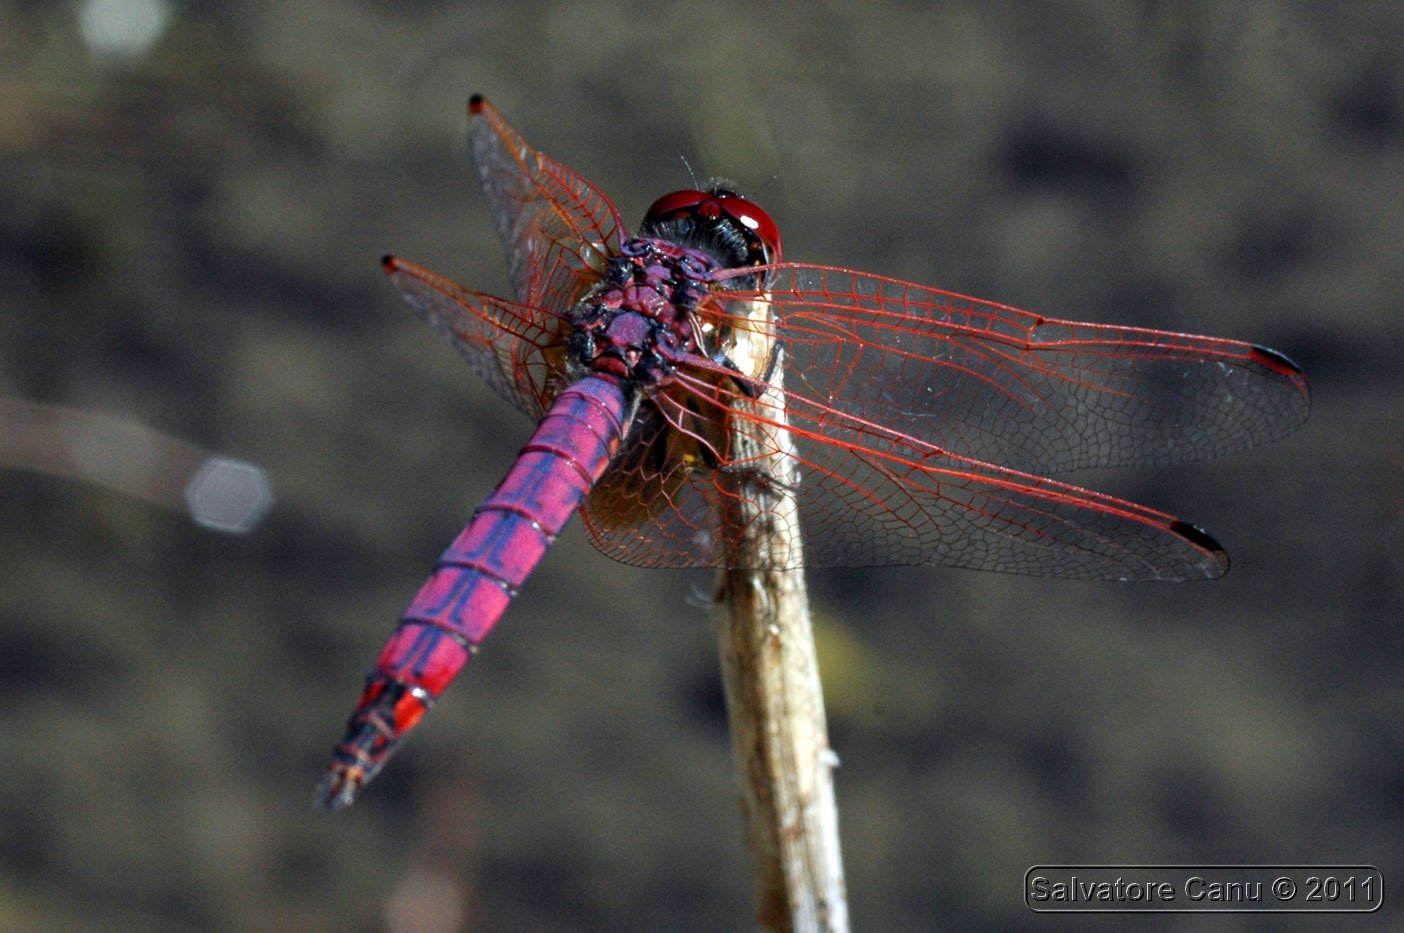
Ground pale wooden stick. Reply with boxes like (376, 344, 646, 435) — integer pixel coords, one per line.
(715, 297, 848, 932)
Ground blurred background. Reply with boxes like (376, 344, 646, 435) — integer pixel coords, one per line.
(2, 2, 1400, 930)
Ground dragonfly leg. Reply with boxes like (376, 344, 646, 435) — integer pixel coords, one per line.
(719, 462, 797, 500)
(678, 389, 797, 500)
(707, 339, 785, 400)
(755, 337, 785, 388)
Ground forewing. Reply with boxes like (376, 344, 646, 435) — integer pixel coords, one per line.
(383, 256, 563, 418)
(468, 96, 623, 315)
(712, 264, 1310, 474)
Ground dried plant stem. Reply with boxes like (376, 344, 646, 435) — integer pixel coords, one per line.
(715, 323, 848, 931)
(716, 564, 847, 932)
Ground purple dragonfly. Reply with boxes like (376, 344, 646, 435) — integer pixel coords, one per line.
(317, 95, 1309, 809)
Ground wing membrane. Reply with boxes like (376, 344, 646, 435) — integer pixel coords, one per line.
(469, 97, 623, 316)
(712, 264, 1310, 473)
(581, 364, 1228, 579)
(384, 256, 563, 417)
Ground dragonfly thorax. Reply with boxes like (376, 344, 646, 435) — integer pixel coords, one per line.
(569, 237, 719, 386)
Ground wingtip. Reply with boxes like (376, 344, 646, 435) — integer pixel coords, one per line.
(1249, 343, 1312, 421)
(1248, 344, 1302, 379)
(468, 93, 486, 114)
(381, 254, 399, 272)
(1170, 520, 1230, 580)
(1251, 342, 1310, 392)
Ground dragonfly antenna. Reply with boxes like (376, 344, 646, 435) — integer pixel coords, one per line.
(679, 153, 701, 188)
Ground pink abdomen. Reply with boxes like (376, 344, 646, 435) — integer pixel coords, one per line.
(382, 376, 629, 687)
(320, 376, 630, 805)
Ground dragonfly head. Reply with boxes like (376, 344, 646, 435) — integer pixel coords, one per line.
(640, 186, 782, 269)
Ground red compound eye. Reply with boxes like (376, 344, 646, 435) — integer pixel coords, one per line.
(643, 188, 782, 265)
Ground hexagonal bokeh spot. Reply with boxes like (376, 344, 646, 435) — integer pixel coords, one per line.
(183, 456, 274, 534)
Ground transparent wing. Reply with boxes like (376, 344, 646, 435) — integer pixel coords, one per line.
(468, 96, 624, 315)
(383, 256, 564, 418)
(581, 364, 1229, 579)
(709, 264, 1309, 474)
(577, 262, 1311, 577)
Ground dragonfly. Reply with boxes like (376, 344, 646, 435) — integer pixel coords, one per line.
(317, 95, 1310, 810)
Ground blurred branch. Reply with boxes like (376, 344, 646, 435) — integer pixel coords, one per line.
(0, 396, 272, 533)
